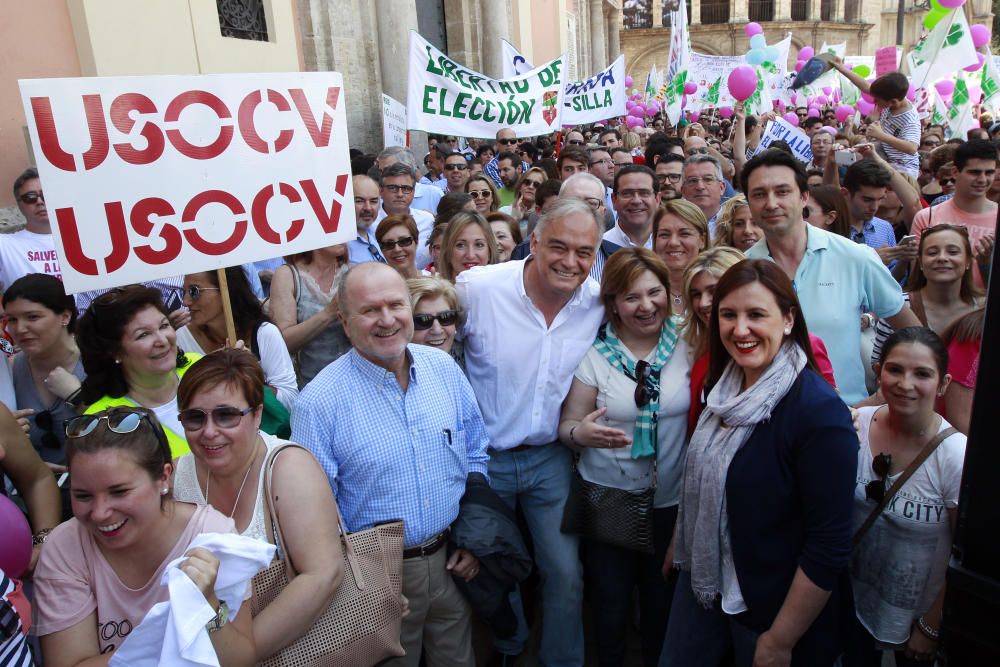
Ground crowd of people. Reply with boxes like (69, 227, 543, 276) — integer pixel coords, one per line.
(0, 63, 992, 667)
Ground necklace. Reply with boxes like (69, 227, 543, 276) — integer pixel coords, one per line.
(204, 443, 261, 519)
(670, 292, 683, 307)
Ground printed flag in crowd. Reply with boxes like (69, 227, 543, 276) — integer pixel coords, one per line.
(908, 7, 979, 89)
(663, 0, 690, 124)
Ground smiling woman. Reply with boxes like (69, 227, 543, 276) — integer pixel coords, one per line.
(653, 199, 710, 308)
(437, 211, 500, 282)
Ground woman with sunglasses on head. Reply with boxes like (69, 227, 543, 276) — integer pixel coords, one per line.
(77, 285, 198, 458)
(172, 350, 343, 662)
(375, 214, 427, 280)
(268, 244, 351, 389)
(558, 248, 693, 667)
(3, 275, 85, 488)
(437, 211, 500, 283)
(661, 260, 856, 667)
(175, 267, 298, 411)
(464, 175, 500, 215)
(407, 277, 464, 369)
(846, 327, 965, 667)
(32, 407, 255, 666)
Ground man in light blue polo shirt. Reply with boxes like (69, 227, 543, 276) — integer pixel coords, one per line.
(742, 149, 920, 404)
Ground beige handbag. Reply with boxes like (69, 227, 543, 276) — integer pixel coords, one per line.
(251, 443, 406, 667)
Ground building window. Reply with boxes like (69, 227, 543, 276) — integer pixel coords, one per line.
(623, 0, 653, 30)
(702, 0, 730, 23)
(821, 0, 834, 20)
(792, 0, 808, 20)
(217, 0, 269, 41)
(748, 0, 775, 22)
(844, 0, 860, 22)
(660, 0, 693, 27)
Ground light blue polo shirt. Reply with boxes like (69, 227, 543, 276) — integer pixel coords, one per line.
(747, 224, 904, 405)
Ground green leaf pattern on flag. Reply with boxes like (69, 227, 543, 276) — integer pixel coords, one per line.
(945, 23, 964, 47)
(705, 77, 721, 105)
(665, 70, 687, 106)
(947, 79, 969, 122)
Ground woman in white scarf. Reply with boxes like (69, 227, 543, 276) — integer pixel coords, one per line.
(660, 260, 857, 667)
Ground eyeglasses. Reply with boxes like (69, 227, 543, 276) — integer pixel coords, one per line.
(18, 191, 44, 205)
(66, 409, 150, 438)
(656, 173, 683, 183)
(413, 309, 458, 330)
(468, 190, 492, 199)
(178, 406, 257, 431)
(683, 176, 718, 186)
(566, 140, 585, 146)
(383, 184, 415, 195)
(589, 158, 613, 167)
(634, 360, 653, 408)
(380, 236, 415, 251)
(938, 178, 955, 185)
(614, 161, 633, 169)
(865, 452, 893, 503)
(688, 148, 710, 156)
(617, 189, 654, 199)
(497, 138, 519, 145)
(523, 180, 543, 188)
(444, 163, 468, 171)
(583, 197, 604, 210)
(185, 285, 220, 301)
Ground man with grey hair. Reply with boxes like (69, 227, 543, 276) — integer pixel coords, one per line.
(377, 162, 436, 269)
(681, 154, 726, 235)
(377, 145, 443, 214)
(293, 262, 490, 667)
(457, 197, 605, 667)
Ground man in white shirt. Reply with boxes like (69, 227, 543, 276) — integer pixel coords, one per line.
(457, 197, 605, 667)
(1, 168, 60, 291)
(375, 163, 435, 269)
(606, 165, 661, 249)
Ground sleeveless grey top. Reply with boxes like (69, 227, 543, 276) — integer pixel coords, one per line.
(290, 263, 351, 386)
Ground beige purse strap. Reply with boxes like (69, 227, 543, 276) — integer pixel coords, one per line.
(853, 426, 957, 546)
(261, 442, 366, 588)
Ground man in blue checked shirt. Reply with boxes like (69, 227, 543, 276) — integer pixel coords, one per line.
(292, 262, 490, 667)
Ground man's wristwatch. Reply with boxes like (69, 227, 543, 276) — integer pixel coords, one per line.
(205, 601, 229, 634)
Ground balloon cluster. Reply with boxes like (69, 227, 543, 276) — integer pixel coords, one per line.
(924, 0, 966, 30)
(744, 23, 780, 67)
(793, 46, 814, 74)
(623, 75, 661, 129)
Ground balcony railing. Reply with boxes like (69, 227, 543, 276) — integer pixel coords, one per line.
(623, 5, 653, 30)
(748, 0, 775, 22)
(661, 0, 694, 26)
(792, 0, 808, 20)
(702, 0, 731, 24)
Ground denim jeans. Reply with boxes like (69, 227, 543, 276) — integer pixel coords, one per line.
(584, 505, 678, 667)
(658, 571, 759, 667)
(488, 443, 584, 667)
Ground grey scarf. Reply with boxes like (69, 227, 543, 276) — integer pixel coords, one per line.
(673, 341, 806, 607)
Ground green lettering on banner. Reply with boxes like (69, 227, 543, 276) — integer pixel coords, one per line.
(498, 80, 515, 95)
(468, 96, 483, 120)
(422, 85, 436, 114)
(572, 96, 582, 112)
(442, 59, 460, 84)
(514, 79, 529, 94)
(522, 99, 535, 121)
(485, 80, 497, 94)
(538, 59, 563, 87)
(483, 99, 496, 122)
(468, 75, 485, 93)
(436, 88, 452, 117)
(504, 96, 519, 124)
(601, 89, 612, 108)
(453, 92, 471, 119)
(425, 47, 444, 75)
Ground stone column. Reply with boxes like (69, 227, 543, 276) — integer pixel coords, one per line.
(690, 0, 702, 25)
(733, 0, 749, 22)
(374, 0, 419, 104)
(807, 0, 821, 20)
(652, 0, 663, 27)
(776, 0, 791, 20)
(607, 8, 621, 61)
(590, 0, 607, 71)
(480, 0, 511, 79)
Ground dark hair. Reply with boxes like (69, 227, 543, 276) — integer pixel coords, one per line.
(954, 139, 999, 171)
(13, 168, 39, 196)
(869, 72, 909, 102)
(941, 306, 985, 345)
(518, 142, 539, 161)
(557, 146, 589, 169)
(476, 144, 495, 159)
(535, 157, 559, 179)
(196, 266, 269, 343)
(807, 185, 851, 238)
(905, 224, 981, 303)
(381, 161, 416, 182)
(77, 286, 185, 403)
(879, 326, 949, 379)
(535, 179, 563, 209)
(436, 192, 474, 226)
(806, 168, 824, 181)
(610, 147, 633, 161)
(374, 214, 419, 249)
(613, 164, 658, 195)
(177, 348, 265, 412)
(843, 159, 892, 193)
(801, 117, 822, 131)
(740, 148, 808, 195)
(496, 151, 520, 168)
(707, 259, 820, 387)
(598, 128, 621, 143)
(659, 153, 686, 168)
(769, 140, 794, 155)
(486, 211, 524, 245)
(351, 155, 376, 176)
(65, 407, 173, 503)
(3, 273, 77, 333)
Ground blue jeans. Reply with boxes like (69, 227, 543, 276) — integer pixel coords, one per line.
(658, 571, 759, 667)
(488, 443, 584, 667)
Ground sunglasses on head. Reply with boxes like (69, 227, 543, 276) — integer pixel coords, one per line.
(634, 360, 653, 408)
(413, 310, 458, 330)
(19, 191, 44, 205)
(380, 236, 415, 251)
(865, 452, 892, 503)
(178, 405, 256, 431)
(66, 409, 151, 438)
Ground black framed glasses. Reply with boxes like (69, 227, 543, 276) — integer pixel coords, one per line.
(178, 406, 257, 431)
(384, 184, 415, 195)
(865, 452, 893, 503)
(185, 285, 220, 301)
(566, 139, 585, 146)
(18, 191, 44, 205)
(938, 178, 955, 185)
(413, 310, 458, 330)
(380, 236, 415, 251)
(634, 360, 653, 408)
(67, 409, 150, 438)
(497, 138, 519, 146)
(444, 163, 468, 171)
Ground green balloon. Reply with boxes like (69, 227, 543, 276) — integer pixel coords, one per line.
(924, 6, 948, 30)
(853, 65, 872, 77)
(930, 0, 943, 10)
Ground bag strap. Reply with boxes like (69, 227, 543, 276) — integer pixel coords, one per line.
(260, 441, 366, 588)
(853, 425, 957, 545)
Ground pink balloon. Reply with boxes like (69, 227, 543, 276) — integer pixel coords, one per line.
(937, 0, 965, 7)
(964, 52, 986, 72)
(906, 83, 916, 102)
(782, 112, 800, 126)
(935, 79, 956, 97)
(969, 83, 983, 103)
(971, 24, 991, 48)
(745, 22, 763, 38)
(625, 75, 634, 88)
(718, 106, 734, 118)
(807, 106, 821, 118)
(822, 86, 833, 96)
(795, 61, 805, 73)
(857, 99, 875, 116)
(0, 495, 31, 578)
(861, 91, 875, 104)
(821, 125, 838, 135)
(835, 105, 853, 123)
(799, 46, 815, 60)
(645, 104, 658, 118)
(689, 112, 701, 122)
(728, 66, 759, 102)
(683, 81, 698, 95)
(816, 95, 829, 105)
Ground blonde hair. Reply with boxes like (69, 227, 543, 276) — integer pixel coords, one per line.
(711, 195, 749, 248)
(653, 199, 710, 250)
(437, 211, 500, 282)
(623, 132, 641, 151)
(406, 276, 463, 324)
(681, 247, 745, 355)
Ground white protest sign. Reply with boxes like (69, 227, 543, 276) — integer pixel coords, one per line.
(686, 53, 746, 111)
(754, 118, 813, 164)
(19, 72, 355, 295)
(407, 31, 565, 138)
(382, 94, 407, 147)
(501, 39, 532, 78)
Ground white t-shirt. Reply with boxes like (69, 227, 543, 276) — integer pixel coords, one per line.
(149, 395, 184, 442)
(573, 335, 692, 508)
(174, 323, 298, 410)
(850, 406, 966, 645)
(0, 229, 60, 290)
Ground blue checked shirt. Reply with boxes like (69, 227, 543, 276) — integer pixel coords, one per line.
(849, 216, 897, 251)
(291, 345, 491, 548)
(483, 156, 531, 189)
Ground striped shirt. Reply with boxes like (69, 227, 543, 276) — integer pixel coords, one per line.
(878, 107, 920, 178)
(291, 345, 491, 548)
(0, 571, 33, 667)
(848, 216, 897, 251)
(483, 156, 531, 189)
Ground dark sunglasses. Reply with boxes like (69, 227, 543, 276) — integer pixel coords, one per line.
(566, 139, 585, 146)
(444, 163, 468, 171)
(66, 409, 150, 438)
(185, 285, 220, 301)
(938, 178, 955, 185)
(865, 452, 893, 503)
(380, 236, 415, 251)
(178, 405, 256, 431)
(498, 138, 519, 145)
(634, 360, 653, 408)
(413, 310, 458, 330)
(19, 191, 44, 205)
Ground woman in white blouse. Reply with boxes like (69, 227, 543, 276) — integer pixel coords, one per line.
(558, 247, 692, 667)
